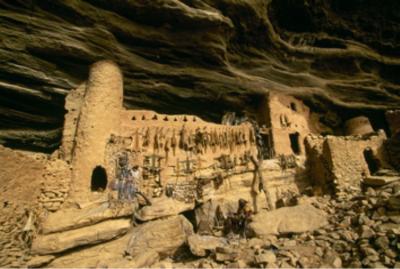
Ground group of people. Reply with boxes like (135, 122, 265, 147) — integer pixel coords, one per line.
(114, 163, 141, 201)
(112, 154, 150, 203)
(214, 199, 253, 238)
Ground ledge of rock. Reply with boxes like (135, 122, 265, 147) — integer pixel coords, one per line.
(134, 197, 194, 222)
(248, 205, 328, 237)
(26, 255, 56, 268)
(32, 218, 131, 255)
(41, 202, 136, 234)
(363, 175, 400, 186)
(125, 215, 193, 258)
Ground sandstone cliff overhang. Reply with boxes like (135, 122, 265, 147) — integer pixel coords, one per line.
(0, 0, 399, 151)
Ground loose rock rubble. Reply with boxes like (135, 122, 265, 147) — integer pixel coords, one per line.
(38, 158, 71, 213)
(0, 204, 32, 267)
(142, 180, 400, 268)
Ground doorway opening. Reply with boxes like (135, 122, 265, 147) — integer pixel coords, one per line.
(363, 148, 379, 175)
(260, 133, 273, 159)
(290, 102, 297, 112)
(289, 132, 301, 155)
(91, 166, 108, 192)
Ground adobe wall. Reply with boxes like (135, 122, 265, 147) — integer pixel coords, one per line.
(199, 160, 310, 211)
(60, 82, 86, 162)
(267, 92, 316, 156)
(103, 110, 258, 200)
(59, 63, 316, 205)
(304, 135, 334, 195)
(70, 61, 123, 200)
(306, 131, 388, 193)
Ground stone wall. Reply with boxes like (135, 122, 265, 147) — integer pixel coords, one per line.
(304, 135, 334, 194)
(305, 131, 388, 193)
(327, 131, 387, 188)
(38, 158, 71, 213)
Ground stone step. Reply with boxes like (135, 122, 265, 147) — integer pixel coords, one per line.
(375, 169, 400, 177)
(363, 176, 400, 186)
(32, 218, 131, 255)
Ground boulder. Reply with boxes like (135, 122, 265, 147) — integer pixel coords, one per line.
(125, 215, 193, 258)
(188, 234, 228, 257)
(135, 197, 194, 221)
(387, 197, 400, 210)
(127, 250, 159, 268)
(248, 205, 328, 236)
(227, 260, 248, 268)
(254, 250, 277, 265)
(27, 255, 55, 268)
(323, 250, 342, 268)
(195, 199, 237, 235)
(359, 225, 375, 239)
(41, 202, 136, 234)
(32, 219, 131, 255)
(215, 246, 239, 262)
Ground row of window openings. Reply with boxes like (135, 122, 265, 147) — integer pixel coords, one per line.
(132, 115, 198, 122)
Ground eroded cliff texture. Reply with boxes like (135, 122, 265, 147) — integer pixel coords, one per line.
(1, 0, 399, 151)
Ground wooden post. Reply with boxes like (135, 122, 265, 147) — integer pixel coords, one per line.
(250, 155, 274, 212)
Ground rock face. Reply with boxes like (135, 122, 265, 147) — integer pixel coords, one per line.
(41, 202, 136, 234)
(125, 215, 193, 258)
(32, 218, 131, 255)
(135, 197, 194, 222)
(1, 0, 400, 151)
(249, 205, 328, 236)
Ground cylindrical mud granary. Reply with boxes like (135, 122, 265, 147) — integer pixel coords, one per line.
(70, 60, 123, 200)
(344, 116, 374, 136)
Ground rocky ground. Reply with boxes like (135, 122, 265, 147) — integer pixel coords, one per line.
(165, 179, 400, 268)
(0, 146, 47, 267)
(39, 176, 400, 268)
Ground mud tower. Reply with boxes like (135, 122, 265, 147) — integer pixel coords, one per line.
(70, 60, 123, 200)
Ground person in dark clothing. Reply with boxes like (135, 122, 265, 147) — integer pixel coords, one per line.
(223, 199, 253, 237)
